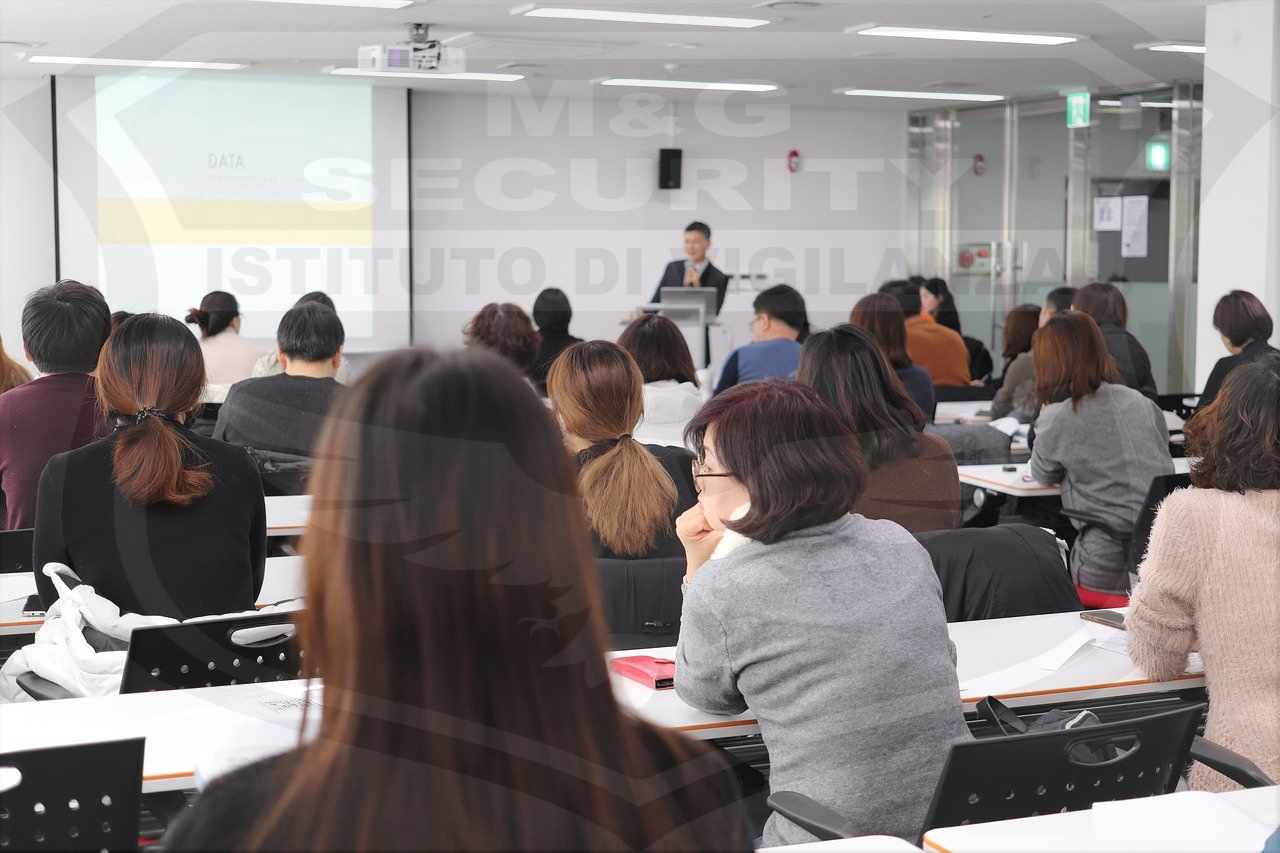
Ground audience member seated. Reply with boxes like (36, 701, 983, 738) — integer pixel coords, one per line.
(0, 281, 110, 530)
(164, 347, 751, 851)
(214, 302, 346, 457)
(463, 302, 541, 378)
(880, 280, 970, 387)
(674, 379, 970, 845)
(185, 291, 266, 396)
(990, 303, 1041, 421)
(1029, 312, 1173, 598)
(109, 310, 133, 332)
(617, 313, 703, 446)
(528, 288, 582, 394)
(546, 342, 696, 559)
(920, 277, 993, 382)
(1072, 282, 1158, 401)
(0, 334, 30, 395)
(33, 314, 265, 618)
(1038, 285, 1077, 328)
(851, 293, 936, 421)
(714, 284, 809, 395)
(1195, 289, 1276, 411)
(251, 292, 353, 384)
(1128, 353, 1280, 791)
(798, 324, 960, 532)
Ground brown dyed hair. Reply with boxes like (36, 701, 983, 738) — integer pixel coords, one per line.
(1003, 303, 1041, 360)
(0, 335, 31, 395)
(1073, 281, 1129, 329)
(96, 314, 213, 507)
(225, 347, 745, 850)
(617, 314, 699, 386)
(685, 379, 867, 544)
(547, 341, 678, 557)
(1185, 352, 1280, 492)
(1033, 312, 1121, 411)
(463, 303, 541, 372)
(1213, 290, 1274, 348)
(851, 293, 912, 369)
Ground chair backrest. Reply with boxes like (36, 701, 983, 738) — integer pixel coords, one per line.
(922, 704, 1203, 832)
(595, 557, 686, 651)
(0, 528, 34, 575)
(915, 525, 1082, 622)
(0, 737, 144, 850)
(1129, 473, 1193, 575)
(245, 448, 315, 497)
(120, 611, 302, 693)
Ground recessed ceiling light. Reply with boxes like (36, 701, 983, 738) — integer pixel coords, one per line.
(330, 68, 525, 81)
(755, 1, 821, 9)
(848, 24, 1077, 46)
(516, 6, 770, 29)
(28, 55, 245, 70)
(1097, 99, 1174, 108)
(664, 42, 701, 50)
(601, 78, 777, 92)
(243, 0, 415, 8)
(1135, 40, 1206, 54)
(840, 88, 1004, 102)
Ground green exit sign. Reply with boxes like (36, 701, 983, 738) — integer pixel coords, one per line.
(1146, 140, 1171, 172)
(1067, 92, 1091, 129)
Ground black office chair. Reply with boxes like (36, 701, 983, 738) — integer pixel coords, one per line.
(934, 385, 996, 403)
(245, 448, 315, 498)
(0, 528, 34, 574)
(190, 402, 222, 438)
(120, 611, 303, 693)
(1060, 472, 1193, 580)
(595, 557, 685, 651)
(769, 704, 1274, 840)
(964, 336, 994, 384)
(0, 737, 144, 851)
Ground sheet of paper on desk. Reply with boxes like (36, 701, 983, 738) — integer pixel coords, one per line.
(1082, 622, 1204, 673)
(0, 574, 36, 603)
(1091, 791, 1275, 851)
(958, 626, 1096, 697)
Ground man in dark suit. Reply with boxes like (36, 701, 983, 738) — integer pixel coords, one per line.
(649, 221, 730, 313)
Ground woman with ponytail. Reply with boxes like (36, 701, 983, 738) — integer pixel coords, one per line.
(185, 290, 265, 389)
(32, 313, 266, 617)
(547, 341, 697, 559)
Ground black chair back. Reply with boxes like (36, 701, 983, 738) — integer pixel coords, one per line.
(1130, 472, 1193, 575)
(595, 557, 686, 650)
(0, 737, 144, 850)
(120, 611, 302, 693)
(245, 448, 315, 497)
(922, 704, 1202, 832)
(0, 528, 34, 574)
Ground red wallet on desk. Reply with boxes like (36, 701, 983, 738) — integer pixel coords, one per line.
(610, 656, 675, 690)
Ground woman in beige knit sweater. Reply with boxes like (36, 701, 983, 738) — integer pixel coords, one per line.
(1127, 352, 1280, 791)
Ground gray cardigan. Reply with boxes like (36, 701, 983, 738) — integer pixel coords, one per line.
(675, 514, 971, 846)
(1029, 382, 1174, 593)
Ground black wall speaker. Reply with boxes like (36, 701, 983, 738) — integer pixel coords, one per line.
(658, 148, 682, 189)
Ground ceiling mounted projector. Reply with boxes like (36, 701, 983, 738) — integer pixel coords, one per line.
(358, 23, 466, 73)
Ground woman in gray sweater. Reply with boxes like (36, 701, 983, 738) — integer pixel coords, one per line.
(1029, 312, 1174, 596)
(673, 380, 970, 846)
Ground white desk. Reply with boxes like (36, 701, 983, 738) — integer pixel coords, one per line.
(0, 556, 306, 637)
(958, 457, 1192, 497)
(922, 785, 1280, 852)
(607, 610, 1205, 741)
(265, 494, 311, 537)
(933, 402, 992, 425)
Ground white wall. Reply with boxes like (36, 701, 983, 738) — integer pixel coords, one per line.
(0, 78, 56, 374)
(409, 91, 908, 355)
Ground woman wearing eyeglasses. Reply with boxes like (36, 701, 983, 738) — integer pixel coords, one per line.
(674, 380, 970, 846)
(547, 340, 697, 560)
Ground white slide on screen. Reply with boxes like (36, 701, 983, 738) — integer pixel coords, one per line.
(54, 75, 410, 350)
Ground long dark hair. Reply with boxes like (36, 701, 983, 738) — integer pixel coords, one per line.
(851, 293, 912, 369)
(184, 291, 240, 339)
(1002, 303, 1041, 361)
(1033, 312, 1121, 411)
(1073, 282, 1129, 329)
(96, 314, 212, 506)
(922, 278, 962, 334)
(1186, 352, 1280, 493)
(233, 348, 743, 849)
(617, 314, 699, 386)
(463, 303, 541, 371)
(797, 324, 924, 469)
(547, 341, 677, 557)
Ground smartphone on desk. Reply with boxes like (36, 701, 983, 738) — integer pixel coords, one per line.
(1080, 609, 1125, 630)
(21, 594, 45, 618)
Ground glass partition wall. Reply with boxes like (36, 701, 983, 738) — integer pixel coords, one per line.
(906, 84, 1202, 393)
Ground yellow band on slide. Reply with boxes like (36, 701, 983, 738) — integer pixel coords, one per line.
(97, 198, 373, 246)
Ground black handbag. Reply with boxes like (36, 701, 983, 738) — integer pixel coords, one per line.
(977, 695, 1121, 763)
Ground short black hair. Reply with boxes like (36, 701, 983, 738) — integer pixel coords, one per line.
(277, 302, 344, 363)
(532, 288, 572, 334)
(753, 284, 810, 341)
(1044, 286, 1077, 314)
(684, 221, 711, 240)
(878, 280, 921, 317)
(21, 280, 111, 374)
(295, 291, 337, 312)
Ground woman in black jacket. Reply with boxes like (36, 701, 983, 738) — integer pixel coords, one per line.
(1073, 282, 1158, 401)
